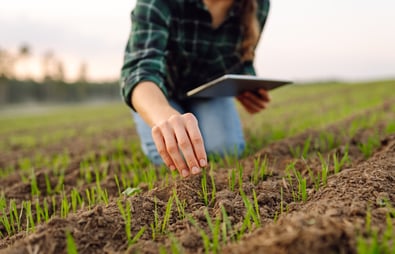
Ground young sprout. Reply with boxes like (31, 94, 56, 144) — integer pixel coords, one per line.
(204, 208, 221, 253)
(61, 194, 70, 218)
(358, 134, 381, 159)
(161, 196, 174, 234)
(332, 145, 350, 174)
(30, 169, 40, 197)
(289, 136, 311, 159)
(43, 198, 50, 222)
(237, 162, 244, 192)
(228, 168, 236, 192)
(318, 153, 329, 186)
(187, 215, 211, 254)
(220, 205, 234, 243)
(172, 188, 186, 219)
(24, 201, 35, 233)
(117, 199, 146, 245)
(317, 132, 337, 151)
(200, 170, 209, 206)
(210, 171, 217, 205)
(385, 121, 395, 134)
(285, 162, 297, 202)
(122, 187, 142, 197)
(240, 190, 260, 229)
(292, 167, 308, 202)
(66, 231, 78, 254)
(251, 156, 268, 185)
(150, 198, 160, 240)
(71, 189, 83, 213)
(44, 173, 52, 195)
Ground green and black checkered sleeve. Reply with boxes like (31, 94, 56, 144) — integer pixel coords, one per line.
(120, 0, 171, 110)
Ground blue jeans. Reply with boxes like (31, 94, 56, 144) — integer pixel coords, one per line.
(132, 97, 245, 165)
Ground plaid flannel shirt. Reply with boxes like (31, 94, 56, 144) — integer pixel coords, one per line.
(120, 0, 270, 109)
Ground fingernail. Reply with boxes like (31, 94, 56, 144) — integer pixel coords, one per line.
(191, 166, 201, 174)
(199, 159, 207, 167)
(182, 169, 189, 177)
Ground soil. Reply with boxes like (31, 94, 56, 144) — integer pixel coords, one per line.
(0, 100, 394, 254)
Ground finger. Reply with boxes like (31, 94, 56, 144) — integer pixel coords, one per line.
(240, 100, 258, 114)
(159, 121, 189, 177)
(257, 89, 271, 102)
(172, 123, 201, 175)
(245, 92, 267, 109)
(183, 113, 207, 169)
(151, 125, 176, 170)
(238, 94, 261, 114)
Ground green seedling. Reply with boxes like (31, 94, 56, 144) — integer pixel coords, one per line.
(237, 163, 244, 192)
(114, 174, 122, 196)
(66, 231, 79, 254)
(117, 199, 146, 245)
(305, 163, 321, 191)
(187, 211, 222, 254)
(358, 134, 381, 159)
(44, 173, 52, 195)
(251, 156, 268, 185)
(42, 198, 50, 222)
(292, 167, 308, 202)
(143, 167, 157, 190)
(252, 190, 261, 221)
(10, 199, 23, 233)
(52, 196, 57, 217)
(162, 196, 174, 234)
(122, 187, 142, 197)
(240, 190, 261, 231)
(285, 162, 297, 202)
(385, 121, 395, 134)
(35, 198, 43, 224)
(200, 170, 209, 206)
(356, 210, 395, 254)
(333, 146, 350, 174)
(61, 194, 70, 218)
(199, 170, 217, 206)
(204, 209, 221, 253)
(220, 205, 234, 243)
(169, 234, 183, 254)
(24, 201, 35, 233)
(151, 198, 160, 240)
(317, 132, 337, 151)
(210, 171, 217, 205)
(54, 173, 65, 194)
(1, 208, 13, 236)
(173, 188, 186, 219)
(228, 168, 236, 192)
(71, 189, 83, 213)
(318, 153, 329, 186)
(30, 169, 40, 197)
(289, 136, 311, 158)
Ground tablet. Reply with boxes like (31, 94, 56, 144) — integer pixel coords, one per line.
(186, 74, 292, 98)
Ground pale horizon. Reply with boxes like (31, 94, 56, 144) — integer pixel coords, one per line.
(1, 0, 394, 83)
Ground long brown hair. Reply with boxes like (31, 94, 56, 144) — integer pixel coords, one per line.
(240, 0, 260, 62)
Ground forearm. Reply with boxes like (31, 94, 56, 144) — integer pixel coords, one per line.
(131, 81, 180, 127)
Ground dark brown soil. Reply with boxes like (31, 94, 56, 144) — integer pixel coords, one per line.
(0, 101, 394, 254)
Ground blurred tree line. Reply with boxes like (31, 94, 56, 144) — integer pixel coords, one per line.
(0, 44, 120, 106)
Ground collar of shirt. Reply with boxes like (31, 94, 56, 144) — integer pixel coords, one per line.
(187, 0, 242, 18)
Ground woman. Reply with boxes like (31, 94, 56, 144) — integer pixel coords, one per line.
(121, 0, 271, 178)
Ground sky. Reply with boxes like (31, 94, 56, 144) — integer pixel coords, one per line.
(1, 0, 394, 82)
